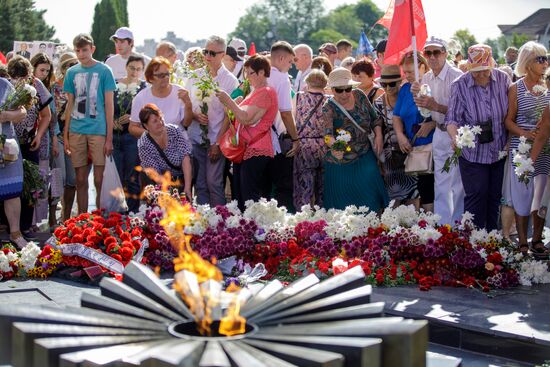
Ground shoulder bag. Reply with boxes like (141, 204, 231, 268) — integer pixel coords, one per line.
(219, 121, 271, 164)
(404, 135, 433, 175)
(145, 132, 184, 182)
(0, 122, 20, 168)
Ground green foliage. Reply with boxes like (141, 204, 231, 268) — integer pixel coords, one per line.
(498, 33, 531, 52)
(0, 0, 56, 53)
(90, 0, 129, 61)
(484, 38, 501, 63)
(452, 29, 478, 56)
(229, 0, 385, 53)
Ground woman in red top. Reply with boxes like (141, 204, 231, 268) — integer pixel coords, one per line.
(217, 54, 278, 208)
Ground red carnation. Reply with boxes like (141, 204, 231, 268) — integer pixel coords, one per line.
(72, 234, 84, 243)
(121, 241, 133, 249)
(120, 232, 131, 242)
(131, 240, 142, 251)
(104, 236, 117, 246)
(119, 247, 134, 261)
(101, 228, 111, 237)
(131, 227, 142, 237)
(111, 254, 123, 263)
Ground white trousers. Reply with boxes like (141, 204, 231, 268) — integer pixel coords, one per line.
(432, 128, 465, 225)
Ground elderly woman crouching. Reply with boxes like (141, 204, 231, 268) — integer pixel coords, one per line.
(137, 104, 192, 200)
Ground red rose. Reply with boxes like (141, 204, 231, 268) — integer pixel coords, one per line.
(106, 244, 120, 254)
(121, 241, 133, 249)
(101, 228, 111, 237)
(72, 234, 84, 243)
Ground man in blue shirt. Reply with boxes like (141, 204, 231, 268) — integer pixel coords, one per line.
(63, 33, 116, 214)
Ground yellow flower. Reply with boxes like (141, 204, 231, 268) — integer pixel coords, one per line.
(346, 146, 351, 152)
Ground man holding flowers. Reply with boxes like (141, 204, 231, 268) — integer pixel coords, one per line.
(187, 36, 238, 206)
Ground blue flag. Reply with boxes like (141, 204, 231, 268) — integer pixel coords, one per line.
(357, 31, 374, 56)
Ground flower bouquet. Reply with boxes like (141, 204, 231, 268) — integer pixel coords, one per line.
(325, 129, 352, 160)
(0, 80, 37, 167)
(115, 82, 140, 130)
(512, 136, 535, 184)
(442, 125, 481, 173)
(0, 243, 62, 281)
(22, 159, 47, 205)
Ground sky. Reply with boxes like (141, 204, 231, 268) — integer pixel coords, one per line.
(33, 0, 550, 47)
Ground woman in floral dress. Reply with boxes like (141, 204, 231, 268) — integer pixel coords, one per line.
(293, 69, 328, 208)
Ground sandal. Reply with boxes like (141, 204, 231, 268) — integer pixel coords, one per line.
(9, 231, 28, 250)
(531, 240, 549, 260)
(519, 243, 529, 256)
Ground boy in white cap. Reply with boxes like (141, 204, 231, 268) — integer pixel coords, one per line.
(106, 27, 150, 79)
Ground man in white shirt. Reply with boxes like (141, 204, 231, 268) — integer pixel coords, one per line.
(267, 41, 300, 210)
(188, 36, 238, 206)
(292, 44, 312, 93)
(106, 27, 151, 80)
(412, 36, 464, 225)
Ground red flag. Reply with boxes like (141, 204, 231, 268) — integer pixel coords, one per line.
(248, 42, 256, 56)
(0, 51, 6, 65)
(384, 0, 428, 65)
(376, 0, 395, 29)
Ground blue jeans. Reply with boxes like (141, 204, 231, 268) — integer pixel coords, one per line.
(112, 131, 140, 213)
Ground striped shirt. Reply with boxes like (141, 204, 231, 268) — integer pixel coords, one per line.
(446, 69, 511, 164)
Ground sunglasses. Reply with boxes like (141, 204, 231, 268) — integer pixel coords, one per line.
(380, 81, 398, 88)
(535, 55, 549, 64)
(334, 86, 353, 94)
(202, 49, 224, 57)
(424, 49, 443, 58)
(153, 72, 170, 79)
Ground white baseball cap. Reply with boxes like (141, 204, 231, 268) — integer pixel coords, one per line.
(229, 38, 247, 52)
(110, 27, 134, 41)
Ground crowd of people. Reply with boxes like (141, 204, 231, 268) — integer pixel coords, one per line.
(0, 26, 549, 258)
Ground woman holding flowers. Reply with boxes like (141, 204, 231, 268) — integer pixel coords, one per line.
(0, 77, 29, 249)
(503, 41, 549, 255)
(129, 57, 193, 139)
(322, 67, 388, 211)
(7, 56, 52, 240)
(446, 44, 510, 231)
(216, 54, 278, 209)
(113, 55, 147, 213)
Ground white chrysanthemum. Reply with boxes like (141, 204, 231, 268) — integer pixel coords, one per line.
(24, 84, 37, 98)
(518, 260, 550, 286)
(415, 225, 442, 244)
(0, 252, 13, 273)
(470, 228, 488, 244)
(336, 130, 351, 143)
(244, 198, 288, 232)
(456, 125, 480, 149)
(512, 151, 534, 177)
(517, 136, 531, 155)
(498, 150, 508, 160)
(19, 242, 41, 270)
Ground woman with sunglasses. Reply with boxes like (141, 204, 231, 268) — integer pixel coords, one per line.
(393, 52, 434, 213)
(111, 55, 147, 213)
(503, 41, 550, 257)
(129, 56, 193, 139)
(374, 65, 419, 207)
(216, 54, 278, 209)
(322, 67, 388, 211)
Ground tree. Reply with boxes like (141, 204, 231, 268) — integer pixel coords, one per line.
(0, 0, 56, 53)
(498, 33, 531, 52)
(452, 29, 477, 56)
(229, 0, 324, 52)
(484, 38, 501, 63)
(91, 0, 129, 61)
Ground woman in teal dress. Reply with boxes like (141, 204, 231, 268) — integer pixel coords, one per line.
(322, 67, 389, 211)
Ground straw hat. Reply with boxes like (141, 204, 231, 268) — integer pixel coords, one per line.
(59, 52, 77, 71)
(378, 65, 402, 83)
(327, 67, 361, 88)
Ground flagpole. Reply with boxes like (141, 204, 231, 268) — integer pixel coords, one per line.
(409, 0, 419, 82)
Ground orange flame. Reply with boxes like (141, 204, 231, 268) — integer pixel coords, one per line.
(143, 167, 246, 336)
